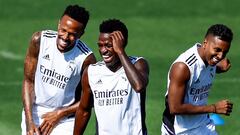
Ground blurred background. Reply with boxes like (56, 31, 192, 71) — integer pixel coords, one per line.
(0, 0, 239, 134)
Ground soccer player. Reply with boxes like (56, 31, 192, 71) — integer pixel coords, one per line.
(73, 19, 149, 135)
(21, 5, 96, 135)
(161, 24, 234, 135)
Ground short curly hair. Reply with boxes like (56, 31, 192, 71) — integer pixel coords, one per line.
(62, 5, 89, 28)
(99, 19, 128, 46)
(205, 24, 233, 43)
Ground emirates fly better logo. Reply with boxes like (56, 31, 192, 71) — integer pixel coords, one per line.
(94, 89, 128, 106)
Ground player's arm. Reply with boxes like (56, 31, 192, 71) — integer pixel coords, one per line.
(168, 62, 216, 115)
(168, 62, 233, 115)
(74, 66, 93, 135)
(39, 54, 96, 135)
(111, 31, 149, 93)
(22, 31, 41, 135)
(216, 58, 231, 73)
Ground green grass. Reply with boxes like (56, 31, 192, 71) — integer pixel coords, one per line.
(0, 0, 240, 134)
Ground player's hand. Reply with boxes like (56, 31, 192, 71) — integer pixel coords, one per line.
(110, 31, 125, 54)
(26, 121, 41, 135)
(39, 110, 63, 135)
(216, 58, 231, 73)
(214, 100, 233, 116)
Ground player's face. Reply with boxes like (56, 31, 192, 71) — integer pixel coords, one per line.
(57, 15, 84, 53)
(97, 33, 121, 70)
(203, 36, 230, 66)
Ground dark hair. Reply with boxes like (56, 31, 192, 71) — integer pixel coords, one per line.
(205, 24, 233, 43)
(62, 5, 89, 27)
(100, 19, 128, 46)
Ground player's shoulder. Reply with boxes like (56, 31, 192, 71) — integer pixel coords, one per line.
(177, 44, 200, 67)
(31, 31, 41, 41)
(130, 56, 148, 67)
(27, 31, 42, 57)
(41, 30, 57, 38)
(28, 31, 42, 50)
(129, 56, 146, 64)
(91, 61, 105, 67)
(170, 62, 190, 81)
(75, 39, 92, 55)
(32, 30, 57, 43)
(87, 61, 105, 76)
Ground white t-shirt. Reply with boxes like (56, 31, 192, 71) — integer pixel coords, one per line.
(35, 30, 92, 109)
(88, 56, 147, 135)
(22, 30, 93, 133)
(162, 43, 216, 134)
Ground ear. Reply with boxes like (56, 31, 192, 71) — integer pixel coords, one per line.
(202, 38, 208, 48)
(57, 20, 61, 29)
(80, 30, 85, 36)
(78, 30, 85, 38)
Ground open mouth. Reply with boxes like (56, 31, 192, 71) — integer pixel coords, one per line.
(58, 38, 68, 47)
(102, 55, 112, 62)
(212, 57, 220, 63)
(211, 57, 220, 65)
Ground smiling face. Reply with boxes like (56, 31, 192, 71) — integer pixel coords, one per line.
(97, 33, 121, 70)
(56, 15, 84, 53)
(201, 35, 230, 66)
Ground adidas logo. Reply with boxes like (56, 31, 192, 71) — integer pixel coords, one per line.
(96, 79, 102, 84)
(121, 76, 127, 81)
(42, 54, 50, 60)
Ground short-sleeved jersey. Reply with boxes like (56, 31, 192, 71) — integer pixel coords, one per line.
(34, 30, 92, 109)
(88, 56, 147, 135)
(162, 43, 216, 134)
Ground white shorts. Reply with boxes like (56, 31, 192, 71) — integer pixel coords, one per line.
(161, 120, 218, 135)
(21, 105, 75, 135)
(179, 120, 217, 135)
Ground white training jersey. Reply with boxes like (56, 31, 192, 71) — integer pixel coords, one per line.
(34, 30, 92, 109)
(162, 43, 216, 134)
(88, 56, 147, 135)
